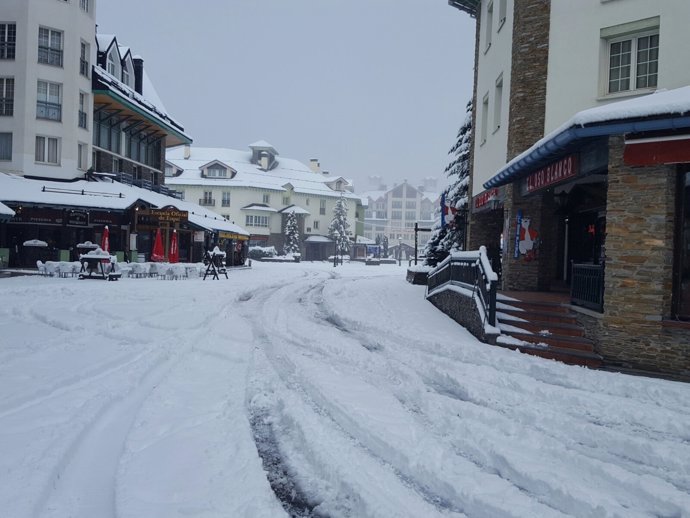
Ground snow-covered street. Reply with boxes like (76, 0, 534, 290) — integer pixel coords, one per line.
(1, 262, 689, 518)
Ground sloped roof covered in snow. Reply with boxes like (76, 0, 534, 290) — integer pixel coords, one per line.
(485, 86, 690, 189)
(0, 200, 14, 219)
(0, 173, 248, 236)
(165, 145, 361, 202)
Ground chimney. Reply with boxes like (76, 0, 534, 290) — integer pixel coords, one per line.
(133, 56, 144, 95)
(322, 170, 330, 176)
(184, 144, 191, 159)
(309, 158, 320, 174)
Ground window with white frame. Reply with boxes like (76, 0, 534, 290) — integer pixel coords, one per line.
(206, 165, 227, 177)
(320, 199, 326, 215)
(122, 65, 130, 87)
(78, 91, 88, 129)
(37, 80, 61, 121)
(80, 41, 89, 77)
(282, 195, 290, 205)
(0, 77, 13, 116)
(222, 191, 231, 207)
(77, 142, 87, 170)
(484, 1, 494, 51)
(107, 51, 117, 76)
(35, 135, 59, 164)
(481, 92, 489, 144)
(498, 0, 507, 30)
(313, 220, 319, 230)
(0, 24, 16, 60)
(80, 0, 89, 13)
(494, 74, 503, 131)
(245, 215, 269, 227)
(262, 193, 270, 204)
(602, 18, 659, 95)
(0, 133, 11, 160)
(38, 27, 63, 67)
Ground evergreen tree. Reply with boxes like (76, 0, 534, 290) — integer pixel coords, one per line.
(283, 211, 300, 255)
(381, 235, 389, 257)
(424, 99, 472, 266)
(328, 195, 351, 254)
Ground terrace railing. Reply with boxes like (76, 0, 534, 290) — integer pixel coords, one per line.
(427, 246, 499, 326)
(571, 263, 604, 312)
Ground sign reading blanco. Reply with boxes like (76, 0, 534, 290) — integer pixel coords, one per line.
(522, 155, 578, 195)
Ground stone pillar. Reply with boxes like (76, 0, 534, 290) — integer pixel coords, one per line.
(595, 135, 682, 371)
(500, 0, 551, 291)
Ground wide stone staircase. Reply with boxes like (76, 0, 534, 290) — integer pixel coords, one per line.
(496, 293, 603, 368)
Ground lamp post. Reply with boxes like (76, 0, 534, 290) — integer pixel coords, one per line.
(398, 237, 402, 266)
(333, 239, 337, 267)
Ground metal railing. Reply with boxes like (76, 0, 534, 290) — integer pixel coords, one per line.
(38, 46, 63, 67)
(571, 263, 604, 312)
(427, 246, 498, 326)
(36, 101, 61, 121)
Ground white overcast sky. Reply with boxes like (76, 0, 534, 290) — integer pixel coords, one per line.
(96, 0, 476, 193)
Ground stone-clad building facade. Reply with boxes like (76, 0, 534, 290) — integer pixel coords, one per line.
(451, 0, 690, 378)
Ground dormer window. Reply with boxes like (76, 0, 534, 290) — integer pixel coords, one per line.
(207, 166, 227, 177)
(107, 52, 117, 75)
(122, 67, 130, 86)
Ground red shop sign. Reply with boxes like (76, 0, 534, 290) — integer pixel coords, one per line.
(524, 155, 578, 194)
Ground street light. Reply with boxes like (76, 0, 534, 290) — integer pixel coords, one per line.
(398, 237, 402, 266)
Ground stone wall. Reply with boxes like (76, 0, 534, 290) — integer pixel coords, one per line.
(427, 288, 498, 344)
(582, 136, 690, 378)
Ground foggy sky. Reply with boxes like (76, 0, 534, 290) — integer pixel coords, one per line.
(97, 0, 476, 193)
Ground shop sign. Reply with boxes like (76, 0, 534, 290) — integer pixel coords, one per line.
(473, 188, 501, 212)
(218, 231, 248, 240)
(523, 155, 578, 194)
(10, 207, 64, 225)
(151, 208, 188, 223)
(67, 210, 89, 227)
(193, 231, 205, 242)
(90, 211, 119, 226)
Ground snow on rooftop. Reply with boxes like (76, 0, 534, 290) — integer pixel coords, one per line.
(166, 146, 361, 202)
(0, 201, 14, 217)
(0, 172, 248, 236)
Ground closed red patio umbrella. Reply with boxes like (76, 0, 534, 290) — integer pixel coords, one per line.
(151, 228, 165, 262)
(169, 229, 179, 263)
(101, 225, 110, 253)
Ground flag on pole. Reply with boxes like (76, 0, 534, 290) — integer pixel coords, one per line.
(440, 191, 446, 230)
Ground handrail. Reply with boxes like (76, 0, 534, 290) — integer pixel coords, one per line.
(427, 246, 498, 326)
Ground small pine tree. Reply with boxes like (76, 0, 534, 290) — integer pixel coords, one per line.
(283, 211, 300, 255)
(328, 195, 351, 254)
(424, 99, 472, 266)
(382, 235, 389, 257)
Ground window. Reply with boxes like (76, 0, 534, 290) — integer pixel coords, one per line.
(313, 220, 320, 230)
(498, 0, 507, 30)
(78, 92, 87, 129)
(122, 66, 130, 87)
(263, 193, 270, 204)
(282, 196, 290, 205)
(107, 52, 117, 76)
(484, 1, 494, 51)
(494, 74, 503, 131)
(0, 77, 13, 116)
(35, 136, 59, 164)
(0, 133, 11, 160)
(392, 200, 402, 209)
(405, 201, 416, 209)
(320, 199, 326, 215)
(392, 211, 402, 220)
(38, 27, 63, 67)
(200, 191, 214, 206)
(37, 81, 62, 121)
(0, 24, 16, 60)
(602, 18, 659, 95)
(207, 165, 227, 177)
(77, 142, 87, 170)
(481, 93, 489, 144)
(80, 0, 89, 13)
(306, 198, 310, 206)
(80, 41, 90, 77)
(245, 215, 269, 227)
(222, 191, 231, 207)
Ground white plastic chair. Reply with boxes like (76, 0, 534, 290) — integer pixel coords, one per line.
(44, 261, 58, 277)
(36, 260, 47, 276)
(57, 262, 73, 278)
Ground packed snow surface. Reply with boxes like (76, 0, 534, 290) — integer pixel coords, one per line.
(1, 262, 689, 518)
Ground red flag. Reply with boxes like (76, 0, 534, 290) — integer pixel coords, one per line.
(101, 225, 110, 253)
(169, 229, 179, 263)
